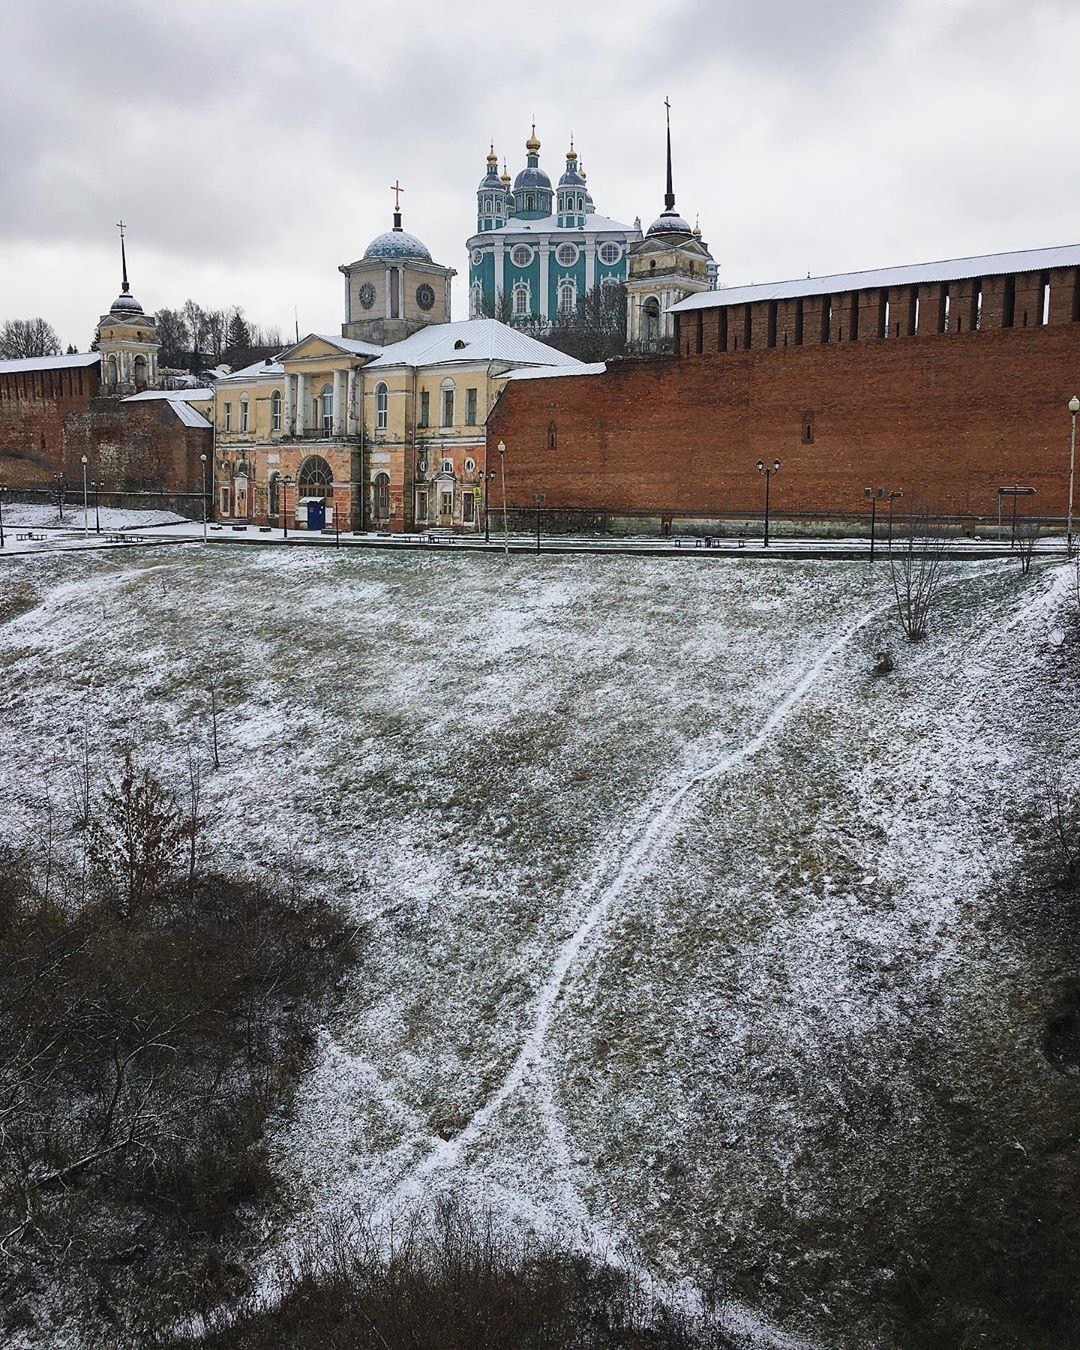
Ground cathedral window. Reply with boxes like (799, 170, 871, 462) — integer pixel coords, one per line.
(271, 389, 282, 431)
(470, 283, 483, 318)
(512, 245, 533, 267)
(441, 378, 455, 427)
(556, 243, 578, 266)
(513, 282, 530, 316)
(559, 280, 576, 314)
(598, 242, 621, 265)
(240, 395, 250, 433)
(375, 382, 388, 431)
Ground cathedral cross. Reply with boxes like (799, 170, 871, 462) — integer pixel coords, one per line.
(116, 218, 126, 240)
(390, 180, 405, 211)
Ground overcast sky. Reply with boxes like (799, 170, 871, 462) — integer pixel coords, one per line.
(0, 0, 1075, 350)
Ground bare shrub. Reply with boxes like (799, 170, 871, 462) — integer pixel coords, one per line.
(889, 519, 947, 641)
(1016, 520, 1040, 575)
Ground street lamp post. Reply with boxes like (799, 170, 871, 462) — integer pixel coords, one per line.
(81, 456, 89, 539)
(887, 490, 903, 548)
(92, 480, 101, 534)
(1068, 395, 1079, 556)
(498, 440, 509, 556)
(0, 486, 6, 549)
(54, 472, 64, 523)
(756, 459, 781, 548)
(332, 482, 340, 547)
(999, 484, 1037, 548)
(533, 491, 547, 554)
(200, 453, 208, 542)
(864, 486, 885, 560)
(482, 468, 496, 543)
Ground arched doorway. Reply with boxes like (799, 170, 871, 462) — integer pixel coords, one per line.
(373, 471, 390, 522)
(133, 354, 149, 391)
(643, 296, 661, 349)
(298, 454, 333, 531)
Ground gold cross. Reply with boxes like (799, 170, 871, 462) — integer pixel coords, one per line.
(390, 181, 404, 210)
(116, 218, 126, 239)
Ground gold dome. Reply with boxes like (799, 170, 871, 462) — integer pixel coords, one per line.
(525, 122, 540, 153)
(566, 136, 577, 162)
(487, 142, 498, 166)
(500, 160, 511, 186)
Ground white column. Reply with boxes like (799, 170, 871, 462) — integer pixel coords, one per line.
(283, 373, 294, 435)
(332, 369, 346, 437)
(346, 368, 358, 437)
(494, 240, 505, 312)
(343, 270, 351, 325)
(539, 243, 550, 326)
(585, 242, 597, 294)
(385, 267, 392, 319)
(296, 372, 308, 436)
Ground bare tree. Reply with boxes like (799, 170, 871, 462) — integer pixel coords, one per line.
(1016, 520, 1040, 575)
(479, 288, 514, 324)
(890, 516, 947, 641)
(181, 298, 208, 361)
(0, 318, 61, 359)
(154, 306, 191, 369)
(544, 281, 629, 363)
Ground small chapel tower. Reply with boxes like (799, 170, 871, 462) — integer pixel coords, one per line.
(97, 222, 159, 395)
(340, 185, 456, 345)
(626, 101, 715, 355)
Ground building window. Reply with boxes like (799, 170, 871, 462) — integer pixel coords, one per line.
(513, 282, 530, 316)
(418, 389, 429, 427)
(441, 458, 453, 475)
(224, 402, 232, 432)
(373, 471, 390, 519)
(555, 243, 578, 266)
(219, 486, 230, 516)
(298, 454, 333, 499)
(268, 472, 279, 517)
(441, 379, 454, 427)
(643, 296, 660, 346)
(464, 457, 476, 474)
(462, 493, 475, 524)
(321, 384, 333, 435)
(440, 490, 453, 517)
(512, 245, 533, 267)
(547, 420, 557, 450)
(271, 389, 282, 430)
(559, 280, 576, 313)
(802, 411, 815, 445)
(416, 490, 428, 521)
(375, 381, 388, 430)
(240, 396, 249, 433)
(465, 388, 477, 425)
(470, 283, 482, 318)
(598, 241, 621, 265)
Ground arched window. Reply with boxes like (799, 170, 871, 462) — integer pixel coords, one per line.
(513, 282, 530, 317)
(644, 296, 661, 346)
(470, 283, 483, 319)
(268, 472, 280, 518)
(373, 471, 390, 520)
(547, 420, 557, 450)
(320, 384, 333, 435)
(271, 389, 282, 431)
(133, 354, 148, 391)
(375, 381, 388, 430)
(440, 378, 455, 428)
(559, 280, 576, 314)
(107, 354, 118, 388)
(298, 455, 333, 500)
(240, 394, 250, 433)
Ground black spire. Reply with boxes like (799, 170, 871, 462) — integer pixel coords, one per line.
(664, 97, 675, 212)
(390, 180, 405, 232)
(117, 218, 130, 294)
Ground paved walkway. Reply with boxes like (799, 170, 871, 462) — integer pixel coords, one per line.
(0, 519, 1070, 562)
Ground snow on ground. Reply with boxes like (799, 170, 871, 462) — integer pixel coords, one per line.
(1, 501, 189, 530)
(0, 546, 1076, 1346)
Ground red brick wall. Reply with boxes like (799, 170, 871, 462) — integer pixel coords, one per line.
(0, 363, 99, 485)
(488, 324, 1080, 520)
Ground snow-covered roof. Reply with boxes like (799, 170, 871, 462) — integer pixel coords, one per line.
(472, 212, 638, 239)
(668, 243, 1080, 313)
(165, 399, 213, 428)
(0, 351, 99, 375)
(366, 319, 584, 370)
(315, 334, 384, 357)
(123, 387, 214, 403)
(215, 357, 285, 383)
(503, 361, 607, 381)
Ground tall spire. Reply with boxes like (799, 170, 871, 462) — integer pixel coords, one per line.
(116, 218, 130, 295)
(664, 97, 675, 212)
(390, 179, 405, 231)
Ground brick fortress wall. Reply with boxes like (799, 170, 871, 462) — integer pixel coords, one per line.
(488, 295, 1080, 523)
(0, 363, 210, 494)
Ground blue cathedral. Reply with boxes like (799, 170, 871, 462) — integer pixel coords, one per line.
(466, 126, 644, 326)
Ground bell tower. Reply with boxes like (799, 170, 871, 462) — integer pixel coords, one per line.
(97, 221, 160, 395)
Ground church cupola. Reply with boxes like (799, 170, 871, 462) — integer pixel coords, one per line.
(476, 144, 506, 232)
(556, 139, 587, 230)
(512, 124, 552, 220)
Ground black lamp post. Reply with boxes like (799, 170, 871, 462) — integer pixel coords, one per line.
(200, 454, 208, 542)
(482, 468, 496, 543)
(864, 486, 885, 560)
(533, 491, 546, 554)
(91, 480, 101, 534)
(332, 482, 340, 547)
(1068, 395, 1079, 556)
(80, 456, 89, 538)
(0, 485, 6, 549)
(54, 472, 65, 523)
(498, 439, 509, 556)
(756, 458, 781, 548)
(281, 476, 293, 539)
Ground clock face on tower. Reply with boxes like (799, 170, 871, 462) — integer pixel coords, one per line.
(416, 283, 436, 312)
(358, 282, 376, 310)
